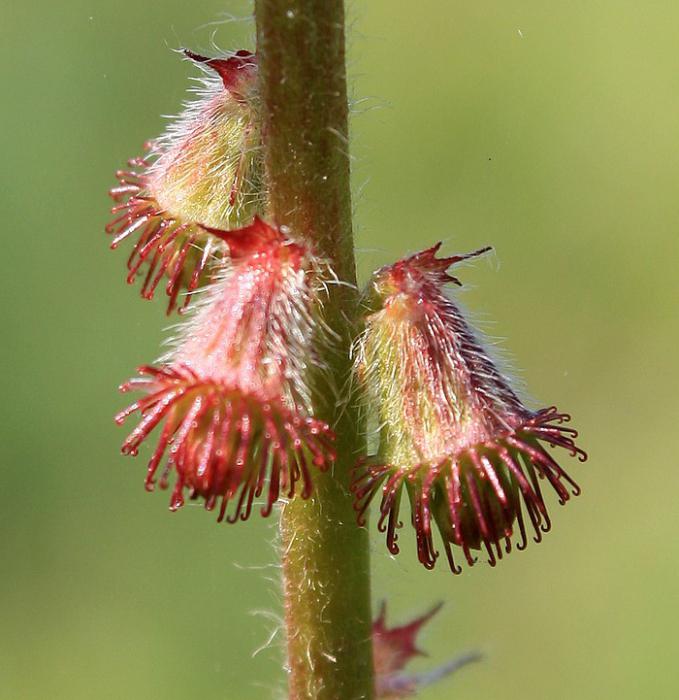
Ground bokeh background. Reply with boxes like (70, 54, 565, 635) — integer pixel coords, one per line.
(2, 1, 678, 698)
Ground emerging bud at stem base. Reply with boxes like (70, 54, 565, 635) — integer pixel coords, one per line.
(106, 50, 263, 313)
(115, 219, 335, 520)
(373, 602, 480, 697)
(352, 244, 587, 573)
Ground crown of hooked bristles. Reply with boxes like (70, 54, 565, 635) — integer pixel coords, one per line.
(106, 49, 264, 313)
(351, 243, 587, 573)
(115, 219, 336, 521)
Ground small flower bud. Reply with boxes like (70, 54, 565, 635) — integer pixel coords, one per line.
(373, 602, 480, 697)
(106, 49, 263, 313)
(116, 219, 335, 520)
(352, 244, 587, 573)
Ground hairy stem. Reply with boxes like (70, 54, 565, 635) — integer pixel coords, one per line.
(254, 2, 374, 699)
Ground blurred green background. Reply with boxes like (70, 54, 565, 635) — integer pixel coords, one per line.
(2, 1, 678, 698)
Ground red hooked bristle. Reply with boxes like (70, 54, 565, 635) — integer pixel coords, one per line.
(352, 404, 586, 574)
(106, 174, 219, 314)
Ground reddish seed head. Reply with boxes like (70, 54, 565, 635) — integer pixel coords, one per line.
(106, 49, 263, 314)
(116, 221, 335, 519)
(352, 244, 587, 573)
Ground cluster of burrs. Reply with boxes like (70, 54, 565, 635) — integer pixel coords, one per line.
(108, 50, 586, 574)
(109, 51, 335, 523)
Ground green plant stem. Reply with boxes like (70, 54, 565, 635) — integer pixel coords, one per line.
(254, 2, 374, 698)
